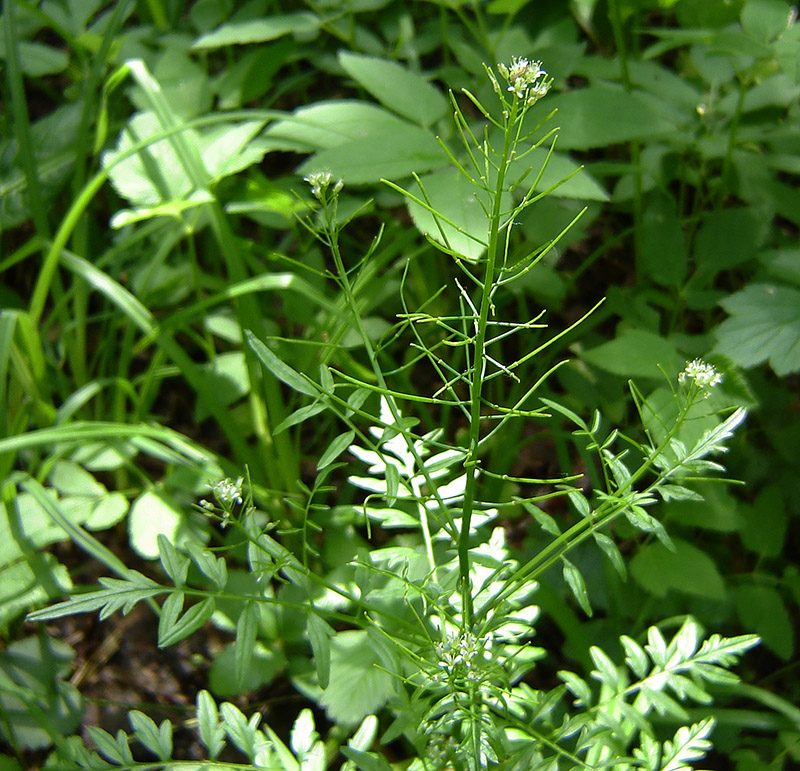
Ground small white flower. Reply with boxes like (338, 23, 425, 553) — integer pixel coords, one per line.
(497, 57, 551, 103)
(304, 170, 343, 199)
(209, 476, 244, 507)
(678, 359, 723, 390)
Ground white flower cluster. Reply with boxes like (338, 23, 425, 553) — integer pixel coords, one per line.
(303, 170, 343, 199)
(431, 630, 493, 684)
(209, 476, 244, 507)
(678, 359, 723, 390)
(497, 57, 550, 102)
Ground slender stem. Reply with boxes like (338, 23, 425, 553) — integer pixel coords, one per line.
(459, 98, 518, 628)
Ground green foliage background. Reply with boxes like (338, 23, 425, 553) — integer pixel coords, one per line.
(1, 0, 798, 768)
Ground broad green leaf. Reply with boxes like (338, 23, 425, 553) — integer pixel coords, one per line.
(693, 208, 761, 280)
(739, 485, 787, 558)
(307, 613, 334, 689)
(246, 330, 319, 397)
(639, 194, 687, 287)
(406, 168, 502, 261)
(0, 40, 68, 76)
(541, 84, 677, 150)
(318, 631, 395, 725)
(193, 13, 319, 48)
(263, 101, 409, 152)
(104, 112, 269, 209)
(582, 328, 679, 379)
(210, 642, 284, 697)
(713, 284, 800, 375)
(296, 124, 446, 185)
(735, 584, 793, 660)
(318, 430, 356, 470)
(631, 538, 726, 600)
(338, 52, 448, 127)
(508, 148, 609, 201)
(128, 490, 182, 560)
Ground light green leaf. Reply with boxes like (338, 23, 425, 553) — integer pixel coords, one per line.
(338, 52, 448, 127)
(562, 557, 592, 616)
(263, 101, 409, 152)
(582, 328, 679, 378)
(158, 594, 215, 648)
(541, 84, 677, 149)
(714, 284, 800, 375)
(631, 538, 726, 600)
(196, 690, 226, 760)
(0, 636, 83, 751)
(157, 534, 190, 587)
(297, 124, 446, 185)
(340, 748, 393, 771)
(406, 168, 501, 261)
(128, 490, 182, 560)
(307, 613, 334, 689)
(128, 711, 173, 761)
(235, 601, 259, 691)
(0, 40, 68, 76)
(319, 631, 395, 725)
(193, 13, 319, 48)
(246, 330, 319, 397)
(318, 430, 356, 470)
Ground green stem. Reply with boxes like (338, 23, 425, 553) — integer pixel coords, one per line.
(459, 98, 518, 628)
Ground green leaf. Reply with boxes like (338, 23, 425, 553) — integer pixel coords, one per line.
(714, 284, 800, 375)
(318, 430, 356, 471)
(157, 534, 190, 587)
(87, 728, 134, 765)
(157, 593, 215, 648)
(128, 490, 182, 560)
(297, 124, 446, 185)
(0, 636, 83, 750)
(338, 52, 448, 127)
(541, 84, 677, 150)
(246, 330, 319, 397)
(739, 485, 787, 557)
(406, 168, 504, 261)
(735, 584, 793, 660)
(582, 328, 679, 379)
(263, 101, 409, 152)
(235, 601, 259, 692)
(128, 711, 173, 761)
(562, 557, 592, 616)
(319, 631, 395, 725)
(693, 208, 761, 280)
(340, 748, 393, 771)
(192, 13, 319, 48)
(185, 541, 228, 590)
(631, 538, 726, 600)
(196, 690, 226, 760)
(639, 194, 687, 287)
(307, 613, 334, 689)
(209, 641, 285, 698)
